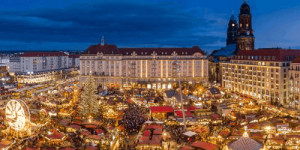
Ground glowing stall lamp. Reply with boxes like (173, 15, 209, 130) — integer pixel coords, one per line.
(152, 84, 156, 89)
(167, 84, 172, 89)
(49, 111, 57, 117)
(147, 84, 151, 89)
(195, 103, 202, 106)
(265, 126, 271, 131)
(163, 132, 167, 137)
(195, 103, 203, 109)
(88, 116, 93, 123)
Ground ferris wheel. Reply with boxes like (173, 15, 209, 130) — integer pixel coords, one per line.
(5, 100, 30, 131)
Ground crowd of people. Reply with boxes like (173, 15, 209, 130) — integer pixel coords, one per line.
(121, 104, 148, 135)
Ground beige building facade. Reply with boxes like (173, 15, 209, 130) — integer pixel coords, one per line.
(80, 43, 208, 89)
(221, 49, 300, 106)
(289, 57, 300, 108)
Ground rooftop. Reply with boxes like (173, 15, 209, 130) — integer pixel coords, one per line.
(292, 56, 300, 63)
(83, 44, 206, 56)
(21, 52, 68, 57)
(233, 48, 300, 61)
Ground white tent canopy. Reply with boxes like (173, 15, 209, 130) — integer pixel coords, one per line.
(183, 131, 197, 137)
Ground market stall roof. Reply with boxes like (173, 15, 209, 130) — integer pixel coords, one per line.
(231, 129, 243, 136)
(183, 131, 197, 137)
(138, 136, 150, 145)
(24, 148, 38, 150)
(85, 146, 99, 150)
(155, 121, 164, 124)
(82, 120, 102, 126)
(149, 135, 162, 146)
(191, 141, 218, 150)
(0, 140, 12, 149)
(95, 129, 104, 135)
(86, 135, 102, 140)
(145, 120, 153, 124)
(153, 129, 163, 135)
(286, 134, 300, 139)
(219, 130, 230, 137)
(67, 124, 81, 130)
(46, 129, 65, 140)
(81, 130, 91, 136)
(180, 146, 194, 150)
(143, 130, 151, 136)
(150, 106, 173, 113)
(211, 114, 220, 120)
(187, 106, 196, 111)
(250, 132, 265, 140)
(175, 110, 193, 117)
(145, 124, 163, 130)
(84, 124, 98, 129)
(72, 120, 83, 125)
(229, 136, 263, 150)
(59, 119, 69, 126)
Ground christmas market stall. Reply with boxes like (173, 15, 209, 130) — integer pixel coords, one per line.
(150, 106, 174, 120)
(191, 141, 218, 150)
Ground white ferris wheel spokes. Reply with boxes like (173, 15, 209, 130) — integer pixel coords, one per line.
(5, 100, 30, 131)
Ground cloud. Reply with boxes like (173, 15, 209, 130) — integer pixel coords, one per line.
(0, 0, 228, 51)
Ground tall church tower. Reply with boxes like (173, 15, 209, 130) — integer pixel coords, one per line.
(226, 14, 238, 46)
(236, 0, 255, 51)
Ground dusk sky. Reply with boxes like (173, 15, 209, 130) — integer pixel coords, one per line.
(0, 0, 300, 53)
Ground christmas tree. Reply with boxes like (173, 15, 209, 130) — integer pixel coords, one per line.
(78, 76, 100, 118)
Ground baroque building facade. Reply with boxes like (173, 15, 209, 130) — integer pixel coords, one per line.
(80, 40, 208, 89)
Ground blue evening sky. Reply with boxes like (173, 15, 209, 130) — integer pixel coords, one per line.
(0, 0, 299, 53)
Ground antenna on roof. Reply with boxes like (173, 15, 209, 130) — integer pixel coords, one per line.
(101, 35, 105, 46)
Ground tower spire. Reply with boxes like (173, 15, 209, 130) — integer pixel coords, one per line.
(101, 35, 105, 46)
(236, 0, 254, 51)
(227, 13, 238, 46)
